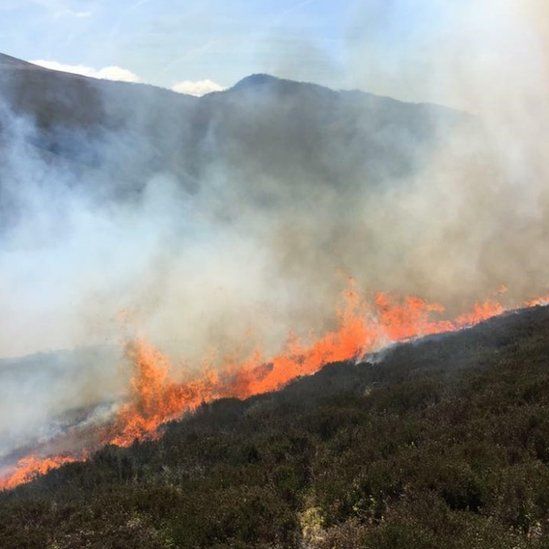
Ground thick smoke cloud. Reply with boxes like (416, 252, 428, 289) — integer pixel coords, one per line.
(1, 0, 548, 463)
(343, 0, 549, 305)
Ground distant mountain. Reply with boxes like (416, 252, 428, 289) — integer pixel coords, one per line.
(0, 52, 190, 130)
(0, 54, 465, 203)
(1, 305, 548, 547)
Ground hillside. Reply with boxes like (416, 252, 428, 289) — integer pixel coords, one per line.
(1, 306, 548, 548)
(0, 53, 464, 203)
(0, 53, 474, 469)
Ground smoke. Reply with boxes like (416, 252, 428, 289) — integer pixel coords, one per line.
(342, 0, 549, 304)
(1, 0, 548, 462)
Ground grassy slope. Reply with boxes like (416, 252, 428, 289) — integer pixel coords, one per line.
(0, 306, 548, 548)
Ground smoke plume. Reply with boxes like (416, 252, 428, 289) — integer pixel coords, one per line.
(0, 0, 548, 468)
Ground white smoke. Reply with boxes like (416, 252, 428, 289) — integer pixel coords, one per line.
(0, 0, 548, 462)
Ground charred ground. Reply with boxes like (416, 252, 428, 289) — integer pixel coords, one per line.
(0, 306, 548, 548)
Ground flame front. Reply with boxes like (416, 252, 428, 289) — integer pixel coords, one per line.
(0, 455, 77, 491)
(0, 282, 545, 489)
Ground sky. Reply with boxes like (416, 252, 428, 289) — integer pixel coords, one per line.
(0, 0, 353, 95)
(1, 1, 547, 107)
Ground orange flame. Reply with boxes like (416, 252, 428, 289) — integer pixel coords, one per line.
(1, 282, 547, 490)
(526, 294, 549, 307)
(0, 455, 77, 491)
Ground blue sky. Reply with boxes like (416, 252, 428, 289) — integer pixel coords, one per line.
(1, 0, 538, 108)
(1, 0, 356, 92)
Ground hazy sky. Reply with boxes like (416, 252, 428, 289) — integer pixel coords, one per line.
(1, 1, 546, 106)
(1, 0, 353, 92)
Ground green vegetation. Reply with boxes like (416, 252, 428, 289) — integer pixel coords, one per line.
(1, 307, 548, 548)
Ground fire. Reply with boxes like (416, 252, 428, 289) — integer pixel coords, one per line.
(1, 282, 548, 490)
(526, 294, 549, 307)
(105, 341, 221, 446)
(455, 300, 505, 327)
(0, 455, 77, 491)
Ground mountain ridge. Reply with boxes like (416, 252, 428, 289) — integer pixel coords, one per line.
(0, 51, 466, 215)
(0, 53, 462, 115)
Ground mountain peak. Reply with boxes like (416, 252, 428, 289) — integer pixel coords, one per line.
(231, 73, 282, 90)
(228, 73, 336, 100)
